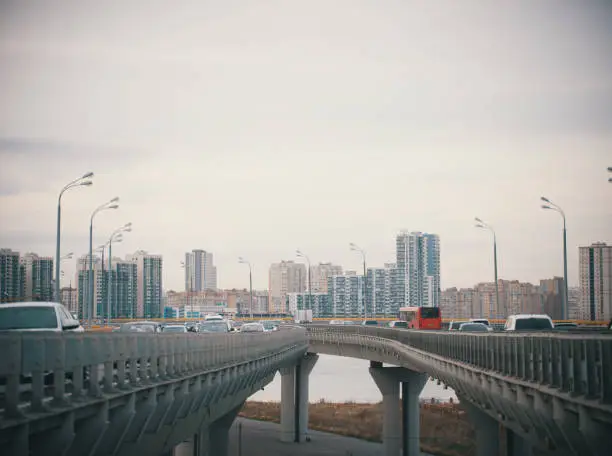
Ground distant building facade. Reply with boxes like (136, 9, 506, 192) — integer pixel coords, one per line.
(268, 261, 306, 313)
(0, 248, 25, 303)
(396, 231, 441, 307)
(579, 242, 612, 321)
(185, 249, 217, 292)
(126, 251, 163, 318)
(310, 263, 343, 294)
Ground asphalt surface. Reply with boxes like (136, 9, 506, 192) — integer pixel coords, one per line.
(226, 418, 434, 456)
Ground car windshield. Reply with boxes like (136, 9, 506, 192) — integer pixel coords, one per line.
(0, 306, 58, 330)
(163, 326, 186, 333)
(514, 318, 553, 330)
(459, 323, 489, 332)
(364, 320, 378, 325)
(199, 322, 228, 332)
(392, 321, 408, 328)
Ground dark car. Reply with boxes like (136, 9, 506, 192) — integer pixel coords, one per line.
(458, 322, 489, 332)
(361, 320, 378, 326)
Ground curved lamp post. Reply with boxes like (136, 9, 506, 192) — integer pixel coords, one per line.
(296, 250, 312, 314)
(541, 197, 568, 320)
(238, 257, 254, 319)
(107, 223, 131, 324)
(88, 197, 119, 326)
(55, 172, 93, 301)
(349, 243, 367, 320)
(475, 218, 500, 318)
(180, 261, 194, 320)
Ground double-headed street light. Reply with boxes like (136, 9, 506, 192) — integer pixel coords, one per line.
(55, 172, 93, 301)
(541, 197, 569, 320)
(180, 261, 194, 320)
(238, 257, 254, 319)
(88, 197, 119, 326)
(56, 253, 74, 300)
(107, 223, 131, 324)
(296, 250, 312, 313)
(349, 243, 367, 320)
(474, 218, 500, 318)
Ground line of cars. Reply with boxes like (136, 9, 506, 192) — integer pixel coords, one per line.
(113, 315, 282, 334)
(448, 314, 582, 332)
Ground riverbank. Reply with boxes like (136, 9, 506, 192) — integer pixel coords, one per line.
(239, 400, 475, 456)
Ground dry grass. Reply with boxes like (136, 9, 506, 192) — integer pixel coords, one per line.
(239, 400, 475, 456)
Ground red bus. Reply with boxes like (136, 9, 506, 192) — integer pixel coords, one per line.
(398, 306, 442, 330)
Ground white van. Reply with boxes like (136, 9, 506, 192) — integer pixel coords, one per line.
(0, 302, 84, 332)
(504, 314, 554, 331)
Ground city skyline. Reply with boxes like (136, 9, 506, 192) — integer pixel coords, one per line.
(1, 1, 611, 293)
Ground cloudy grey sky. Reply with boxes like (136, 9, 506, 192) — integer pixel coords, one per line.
(1, 0, 611, 292)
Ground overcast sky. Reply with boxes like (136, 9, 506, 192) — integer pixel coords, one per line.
(1, 0, 611, 292)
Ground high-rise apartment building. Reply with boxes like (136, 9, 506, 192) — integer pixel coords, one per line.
(126, 251, 163, 318)
(0, 248, 24, 303)
(579, 242, 612, 321)
(327, 272, 365, 317)
(287, 292, 330, 317)
(440, 287, 479, 319)
(19, 253, 53, 301)
(268, 261, 306, 313)
(76, 254, 102, 319)
(310, 262, 343, 293)
(60, 286, 78, 314)
(366, 263, 402, 317)
(539, 277, 565, 320)
(396, 231, 441, 307)
(110, 259, 138, 318)
(185, 250, 217, 291)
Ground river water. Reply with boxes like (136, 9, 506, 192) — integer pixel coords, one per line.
(251, 354, 457, 403)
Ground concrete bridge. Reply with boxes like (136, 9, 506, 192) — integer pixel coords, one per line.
(0, 329, 308, 456)
(1, 325, 610, 456)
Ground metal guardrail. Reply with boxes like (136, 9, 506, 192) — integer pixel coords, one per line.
(0, 329, 308, 419)
(306, 325, 612, 405)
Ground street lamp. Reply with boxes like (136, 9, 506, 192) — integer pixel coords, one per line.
(88, 197, 119, 327)
(238, 257, 254, 319)
(181, 261, 194, 321)
(541, 197, 569, 320)
(475, 217, 500, 318)
(55, 172, 93, 301)
(296, 249, 312, 314)
(349, 243, 367, 320)
(55, 253, 73, 301)
(107, 223, 131, 324)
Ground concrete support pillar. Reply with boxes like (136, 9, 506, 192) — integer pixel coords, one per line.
(506, 428, 533, 456)
(297, 354, 319, 442)
(172, 438, 195, 456)
(369, 367, 401, 456)
(280, 366, 296, 443)
(401, 371, 427, 456)
(208, 404, 242, 456)
(462, 399, 500, 456)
